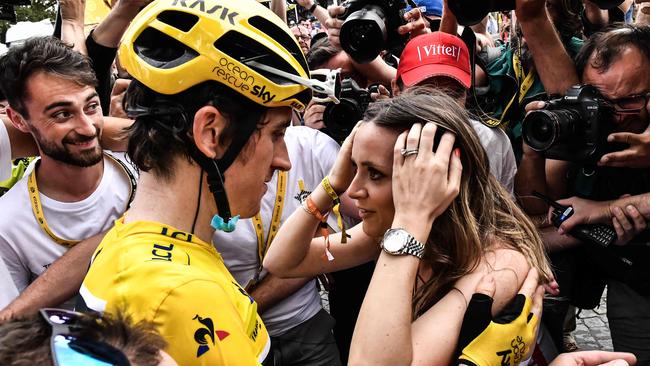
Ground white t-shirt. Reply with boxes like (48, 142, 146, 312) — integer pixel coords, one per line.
(214, 126, 344, 336)
(0, 153, 134, 304)
(0, 256, 17, 309)
(0, 121, 11, 181)
(470, 119, 517, 195)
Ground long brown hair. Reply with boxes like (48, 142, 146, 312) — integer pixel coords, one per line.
(364, 87, 552, 318)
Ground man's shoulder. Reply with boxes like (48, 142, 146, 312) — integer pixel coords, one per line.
(287, 126, 339, 151)
(469, 119, 512, 149)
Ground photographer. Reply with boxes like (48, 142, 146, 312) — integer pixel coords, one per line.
(516, 24, 650, 364)
(445, 0, 582, 160)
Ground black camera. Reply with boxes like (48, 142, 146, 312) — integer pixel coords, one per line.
(0, 0, 30, 23)
(522, 85, 620, 163)
(338, 0, 408, 63)
(447, 0, 623, 26)
(0, 0, 31, 5)
(0, 4, 16, 22)
(322, 78, 372, 143)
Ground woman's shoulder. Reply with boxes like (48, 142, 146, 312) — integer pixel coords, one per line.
(485, 238, 530, 284)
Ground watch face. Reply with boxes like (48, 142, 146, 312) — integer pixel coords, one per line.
(383, 229, 408, 253)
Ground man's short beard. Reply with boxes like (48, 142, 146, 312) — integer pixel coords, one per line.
(33, 128, 103, 167)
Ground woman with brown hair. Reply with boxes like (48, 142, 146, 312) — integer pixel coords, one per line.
(264, 88, 553, 365)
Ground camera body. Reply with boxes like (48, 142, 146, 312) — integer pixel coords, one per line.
(522, 85, 619, 163)
(447, 0, 623, 25)
(322, 78, 372, 143)
(338, 0, 408, 63)
(0, 0, 31, 23)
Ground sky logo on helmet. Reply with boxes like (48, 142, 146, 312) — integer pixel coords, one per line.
(212, 58, 276, 104)
(171, 0, 239, 25)
(251, 85, 276, 104)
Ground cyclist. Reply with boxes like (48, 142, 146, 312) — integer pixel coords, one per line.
(79, 0, 330, 364)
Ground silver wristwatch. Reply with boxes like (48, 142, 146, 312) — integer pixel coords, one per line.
(380, 228, 425, 259)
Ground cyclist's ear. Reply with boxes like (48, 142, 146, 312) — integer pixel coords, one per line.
(192, 105, 230, 160)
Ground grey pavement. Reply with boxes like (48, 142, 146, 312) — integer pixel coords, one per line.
(573, 288, 613, 351)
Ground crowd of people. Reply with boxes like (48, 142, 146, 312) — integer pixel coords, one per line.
(0, 0, 648, 365)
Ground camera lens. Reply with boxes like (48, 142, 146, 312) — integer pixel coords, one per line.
(447, 0, 515, 26)
(323, 98, 363, 143)
(523, 109, 581, 151)
(339, 5, 387, 63)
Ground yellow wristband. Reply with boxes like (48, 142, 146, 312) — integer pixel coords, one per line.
(321, 176, 339, 202)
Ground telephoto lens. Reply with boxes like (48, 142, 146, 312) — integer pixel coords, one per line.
(447, 0, 514, 26)
(339, 5, 388, 63)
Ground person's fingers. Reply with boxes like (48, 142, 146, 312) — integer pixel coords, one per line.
(111, 78, 131, 97)
(626, 205, 646, 232)
(474, 272, 496, 297)
(434, 132, 456, 168)
(524, 100, 548, 113)
(599, 150, 636, 166)
(600, 360, 633, 366)
(607, 132, 640, 144)
(447, 148, 462, 196)
(613, 217, 626, 244)
(393, 131, 408, 168)
(530, 285, 544, 321)
(612, 206, 633, 232)
(567, 351, 637, 366)
(543, 279, 560, 296)
(517, 268, 539, 298)
(377, 84, 390, 96)
(405, 123, 423, 154)
(340, 121, 363, 151)
(558, 215, 579, 234)
(417, 122, 437, 159)
(403, 7, 422, 21)
(398, 21, 426, 36)
(327, 4, 345, 17)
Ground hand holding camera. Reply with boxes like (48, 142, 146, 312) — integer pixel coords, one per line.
(522, 85, 623, 164)
(334, 0, 409, 63)
(326, 5, 346, 50)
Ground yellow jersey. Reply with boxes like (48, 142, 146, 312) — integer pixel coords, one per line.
(80, 219, 270, 366)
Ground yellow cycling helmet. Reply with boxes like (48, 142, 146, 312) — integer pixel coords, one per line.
(119, 0, 317, 111)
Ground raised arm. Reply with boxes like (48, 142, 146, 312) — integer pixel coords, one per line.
(264, 124, 380, 277)
(516, 0, 579, 95)
(59, 0, 88, 55)
(297, 0, 329, 29)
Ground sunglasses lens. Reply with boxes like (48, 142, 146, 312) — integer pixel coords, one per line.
(43, 309, 80, 325)
(52, 335, 117, 366)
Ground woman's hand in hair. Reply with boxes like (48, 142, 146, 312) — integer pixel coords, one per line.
(328, 122, 363, 194)
(392, 123, 462, 228)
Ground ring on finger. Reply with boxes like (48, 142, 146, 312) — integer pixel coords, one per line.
(400, 148, 419, 157)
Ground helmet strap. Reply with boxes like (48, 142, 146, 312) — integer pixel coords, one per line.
(190, 110, 260, 232)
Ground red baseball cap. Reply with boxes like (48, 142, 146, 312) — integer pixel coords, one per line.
(397, 32, 471, 89)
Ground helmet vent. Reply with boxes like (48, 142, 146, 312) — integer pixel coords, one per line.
(248, 15, 308, 74)
(214, 31, 299, 85)
(134, 27, 199, 70)
(156, 10, 199, 32)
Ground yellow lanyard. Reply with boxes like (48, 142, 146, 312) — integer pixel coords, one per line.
(252, 170, 287, 267)
(484, 52, 536, 128)
(28, 154, 136, 248)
